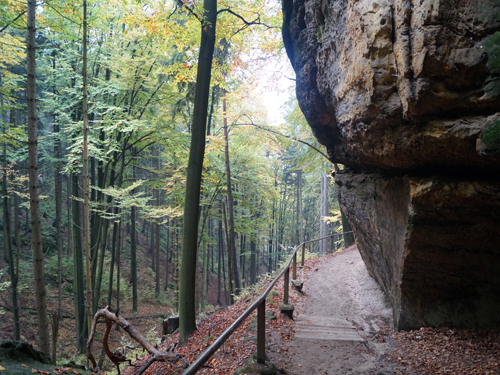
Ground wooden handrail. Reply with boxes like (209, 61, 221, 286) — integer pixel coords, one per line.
(181, 231, 353, 375)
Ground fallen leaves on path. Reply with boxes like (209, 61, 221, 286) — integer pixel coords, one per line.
(121, 267, 298, 375)
(391, 327, 500, 375)
(119, 248, 500, 375)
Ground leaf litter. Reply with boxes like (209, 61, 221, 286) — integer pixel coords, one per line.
(120, 249, 500, 375)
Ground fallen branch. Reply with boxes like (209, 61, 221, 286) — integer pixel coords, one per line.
(86, 306, 183, 375)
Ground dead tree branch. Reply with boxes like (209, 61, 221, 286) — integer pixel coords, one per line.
(86, 306, 183, 374)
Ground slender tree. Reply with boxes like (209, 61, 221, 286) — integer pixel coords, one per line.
(155, 185, 161, 297)
(72, 174, 86, 353)
(27, 0, 50, 355)
(178, 0, 217, 345)
(222, 90, 242, 295)
(297, 170, 303, 244)
(131, 166, 138, 312)
(250, 235, 257, 285)
(82, 0, 93, 334)
(1, 71, 20, 340)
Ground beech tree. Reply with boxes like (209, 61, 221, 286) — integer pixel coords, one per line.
(0, 0, 332, 361)
(178, 0, 218, 345)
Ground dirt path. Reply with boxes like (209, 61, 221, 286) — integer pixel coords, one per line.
(278, 245, 408, 375)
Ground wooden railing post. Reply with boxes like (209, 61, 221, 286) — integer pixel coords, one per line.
(257, 300, 266, 364)
(284, 267, 289, 305)
(329, 235, 333, 254)
(293, 252, 297, 280)
(301, 243, 305, 267)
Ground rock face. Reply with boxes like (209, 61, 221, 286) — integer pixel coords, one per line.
(283, 0, 500, 330)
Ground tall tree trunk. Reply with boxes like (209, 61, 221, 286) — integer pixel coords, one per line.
(222, 229, 228, 305)
(221, 201, 233, 304)
(107, 216, 118, 308)
(222, 92, 242, 296)
(210, 218, 215, 273)
(27, 0, 50, 356)
(93, 219, 108, 312)
(297, 170, 303, 244)
(1, 72, 19, 340)
(173, 219, 179, 304)
(54, 123, 63, 319)
(81, 0, 93, 336)
(72, 174, 86, 353)
(67, 174, 72, 255)
(201, 238, 208, 311)
(131, 193, 138, 312)
(53, 110, 62, 363)
(150, 220, 155, 270)
(217, 219, 222, 305)
(116, 220, 123, 312)
(155, 188, 161, 297)
(164, 217, 170, 291)
(250, 236, 257, 285)
(178, 0, 217, 345)
(240, 235, 246, 288)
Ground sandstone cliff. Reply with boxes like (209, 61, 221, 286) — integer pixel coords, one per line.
(283, 0, 500, 329)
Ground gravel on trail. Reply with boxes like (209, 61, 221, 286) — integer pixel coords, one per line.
(271, 245, 500, 375)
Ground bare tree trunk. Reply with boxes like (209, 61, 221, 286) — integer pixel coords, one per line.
(72, 174, 86, 353)
(27, 0, 50, 356)
(178, 0, 217, 345)
(164, 217, 170, 291)
(221, 201, 233, 304)
(131, 188, 138, 312)
(217, 219, 222, 305)
(82, 0, 93, 337)
(201, 238, 208, 311)
(54, 125, 62, 319)
(250, 236, 257, 285)
(297, 170, 303, 244)
(67, 174, 72, 256)
(155, 188, 161, 297)
(1, 72, 19, 340)
(107, 216, 118, 308)
(240, 235, 246, 288)
(150, 220, 155, 270)
(116, 220, 122, 312)
(222, 92, 242, 296)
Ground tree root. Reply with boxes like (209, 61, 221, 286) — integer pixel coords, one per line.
(86, 306, 183, 374)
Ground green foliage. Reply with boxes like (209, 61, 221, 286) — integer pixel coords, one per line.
(0, 0, 340, 360)
(44, 254, 74, 285)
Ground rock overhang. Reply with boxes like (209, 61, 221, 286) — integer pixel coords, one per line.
(283, 0, 500, 329)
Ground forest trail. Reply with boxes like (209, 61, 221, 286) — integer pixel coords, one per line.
(278, 246, 404, 375)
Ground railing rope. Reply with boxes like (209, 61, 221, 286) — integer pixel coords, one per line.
(181, 231, 354, 374)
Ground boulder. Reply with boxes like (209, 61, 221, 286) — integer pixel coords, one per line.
(283, 0, 500, 329)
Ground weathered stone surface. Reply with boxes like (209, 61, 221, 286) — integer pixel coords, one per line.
(283, 0, 500, 329)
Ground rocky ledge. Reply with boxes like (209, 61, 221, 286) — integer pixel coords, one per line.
(283, 0, 500, 329)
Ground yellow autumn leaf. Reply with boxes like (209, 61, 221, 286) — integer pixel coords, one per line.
(0, 365, 6, 371)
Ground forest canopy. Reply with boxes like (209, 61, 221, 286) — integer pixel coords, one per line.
(0, 0, 344, 365)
